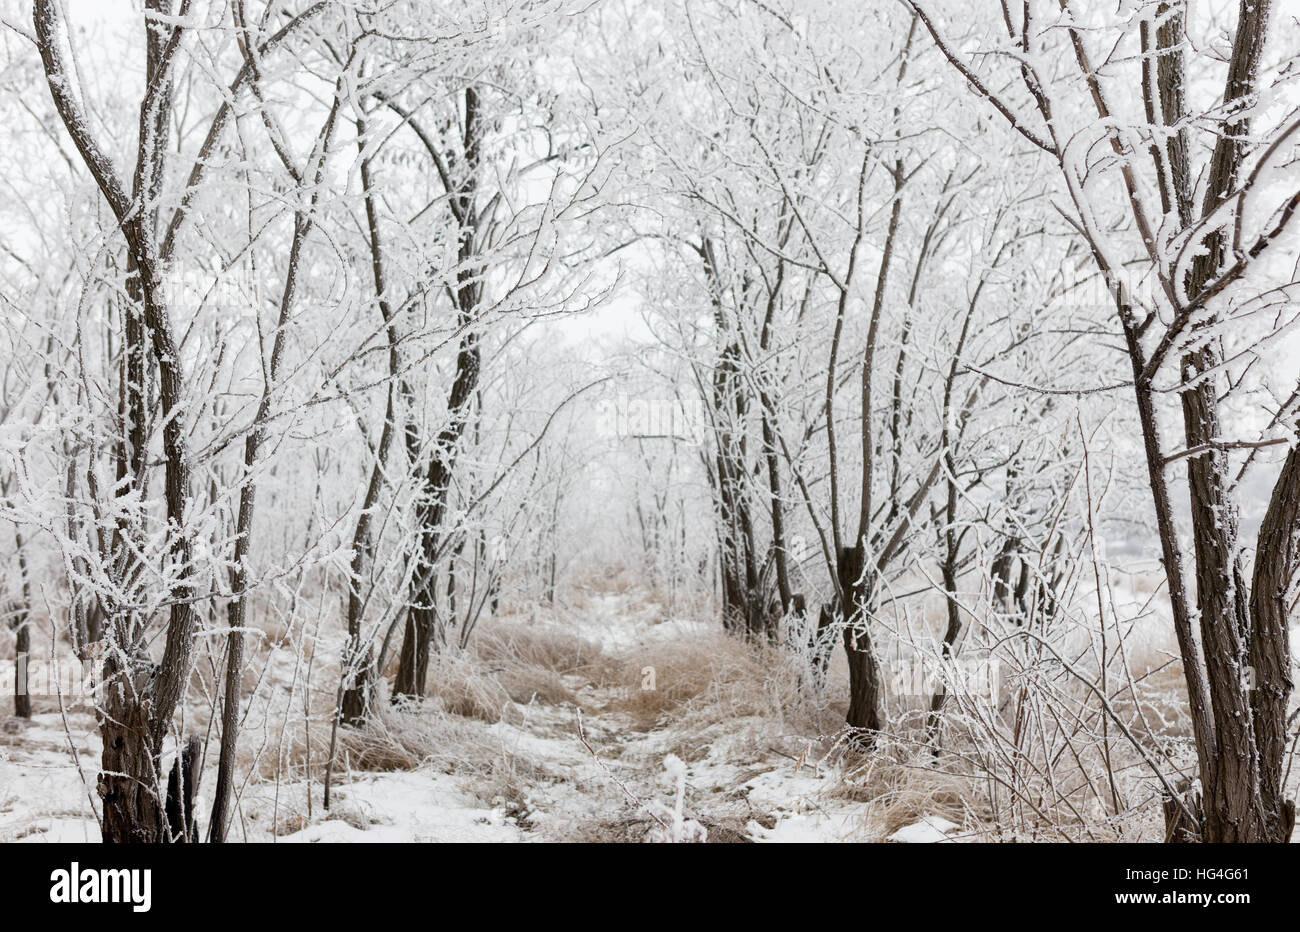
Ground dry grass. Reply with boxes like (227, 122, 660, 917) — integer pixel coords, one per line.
(328, 614, 837, 831)
(607, 631, 807, 733)
(418, 653, 516, 723)
(333, 698, 568, 817)
(474, 619, 618, 702)
(240, 617, 615, 787)
(243, 622, 589, 777)
(336, 703, 449, 772)
(495, 665, 576, 705)
(832, 751, 980, 837)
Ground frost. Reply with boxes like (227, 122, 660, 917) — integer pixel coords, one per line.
(644, 755, 707, 844)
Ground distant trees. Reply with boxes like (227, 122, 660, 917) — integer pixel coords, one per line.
(326, 4, 610, 707)
(604, 0, 1089, 745)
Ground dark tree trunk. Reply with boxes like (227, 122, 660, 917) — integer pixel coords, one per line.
(165, 735, 202, 843)
(99, 654, 203, 844)
(394, 607, 433, 699)
(1247, 443, 1300, 840)
(702, 240, 767, 642)
(12, 529, 33, 719)
(98, 654, 165, 844)
(843, 624, 884, 739)
(1116, 0, 1288, 844)
(12, 611, 31, 720)
(1178, 348, 1269, 842)
(712, 335, 761, 638)
(393, 86, 483, 701)
(926, 526, 963, 748)
(990, 534, 1017, 614)
(99, 729, 164, 841)
(836, 545, 884, 742)
(338, 110, 406, 723)
(339, 645, 375, 726)
(1163, 0, 1286, 843)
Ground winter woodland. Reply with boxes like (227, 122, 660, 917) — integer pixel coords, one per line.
(1, 0, 1299, 844)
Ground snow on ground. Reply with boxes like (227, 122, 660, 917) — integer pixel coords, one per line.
(0, 589, 879, 843)
(10, 586, 1288, 843)
(1, 709, 101, 842)
(276, 772, 522, 843)
(566, 589, 712, 651)
(887, 816, 960, 844)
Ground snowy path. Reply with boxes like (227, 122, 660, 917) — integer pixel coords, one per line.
(0, 592, 879, 843)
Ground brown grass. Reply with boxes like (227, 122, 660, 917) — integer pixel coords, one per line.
(333, 699, 569, 817)
(476, 620, 617, 682)
(607, 631, 806, 733)
(419, 653, 515, 723)
(832, 752, 978, 837)
(495, 665, 576, 705)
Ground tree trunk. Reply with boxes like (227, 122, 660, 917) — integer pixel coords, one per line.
(98, 655, 166, 843)
(1178, 348, 1270, 842)
(843, 624, 884, 739)
(338, 111, 404, 723)
(339, 644, 375, 725)
(393, 607, 433, 699)
(1172, 0, 1286, 844)
(393, 86, 483, 701)
(837, 545, 884, 742)
(1247, 442, 1300, 841)
(12, 529, 32, 719)
(926, 532, 963, 748)
(165, 735, 202, 843)
(12, 610, 30, 720)
(99, 650, 204, 844)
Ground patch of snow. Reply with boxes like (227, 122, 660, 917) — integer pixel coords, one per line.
(888, 815, 960, 843)
(277, 772, 522, 843)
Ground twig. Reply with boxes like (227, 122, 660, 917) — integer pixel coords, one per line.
(576, 709, 668, 830)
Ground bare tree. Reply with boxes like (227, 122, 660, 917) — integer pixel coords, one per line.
(31, 0, 333, 842)
(912, 0, 1300, 841)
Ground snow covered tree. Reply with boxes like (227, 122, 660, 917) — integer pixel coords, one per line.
(912, 0, 1300, 841)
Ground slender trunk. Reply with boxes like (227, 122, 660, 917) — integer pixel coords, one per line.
(12, 529, 32, 719)
(394, 87, 483, 700)
(210, 78, 344, 837)
(340, 109, 407, 723)
(927, 463, 962, 747)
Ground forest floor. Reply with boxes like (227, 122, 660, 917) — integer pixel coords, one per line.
(4, 579, 1293, 843)
(0, 583, 900, 843)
